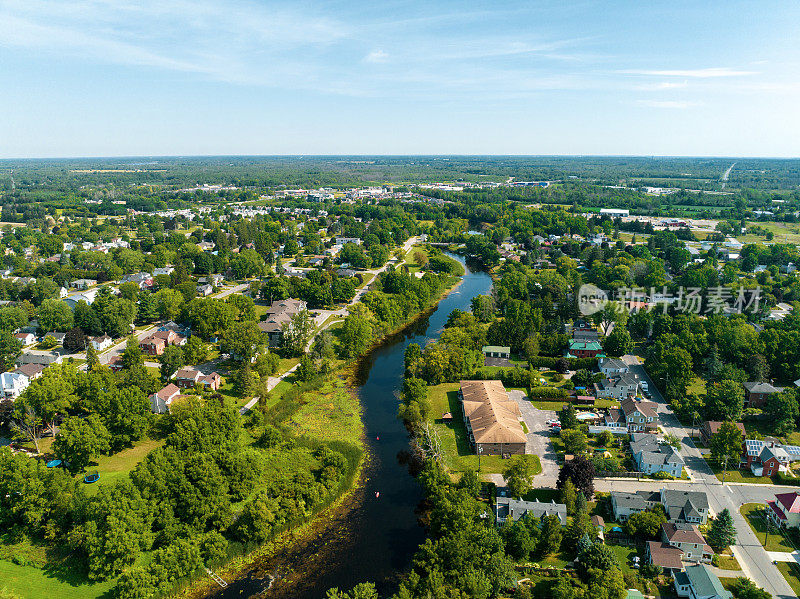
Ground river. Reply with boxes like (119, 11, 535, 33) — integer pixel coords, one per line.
(212, 254, 492, 599)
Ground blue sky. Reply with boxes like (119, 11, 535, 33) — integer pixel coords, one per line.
(1, 0, 799, 157)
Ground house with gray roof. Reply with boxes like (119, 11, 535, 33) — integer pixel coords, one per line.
(672, 564, 731, 599)
(611, 492, 649, 521)
(595, 373, 642, 401)
(661, 489, 709, 524)
(743, 381, 784, 408)
(599, 357, 628, 377)
(630, 434, 685, 477)
(495, 496, 567, 526)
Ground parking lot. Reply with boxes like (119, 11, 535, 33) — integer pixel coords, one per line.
(508, 390, 559, 485)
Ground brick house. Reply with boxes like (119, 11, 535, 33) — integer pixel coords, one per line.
(700, 421, 745, 446)
(140, 335, 166, 356)
(743, 381, 783, 408)
(174, 367, 222, 391)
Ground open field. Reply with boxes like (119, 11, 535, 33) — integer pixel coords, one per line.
(81, 438, 164, 495)
(0, 560, 114, 599)
(287, 377, 363, 446)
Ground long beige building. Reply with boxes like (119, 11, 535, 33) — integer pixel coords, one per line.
(459, 380, 527, 456)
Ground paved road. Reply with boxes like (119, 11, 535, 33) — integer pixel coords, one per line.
(240, 363, 301, 415)
(618, 354, 796, 599)
(508, 390, 559, 486)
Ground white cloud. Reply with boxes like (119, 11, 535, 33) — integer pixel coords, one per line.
(625, 67, 756, 78)
(636, 80, 689, 91)
(638, 100, 699, 109)
(364, 49, 389, 63)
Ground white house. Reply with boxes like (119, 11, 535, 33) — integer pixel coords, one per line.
(0, 371, 30, 399)
(150, 383, 181, 414)
(90, 334, 113, 351)
(599, 357, 628, 377)
(14, 332, 36, 346)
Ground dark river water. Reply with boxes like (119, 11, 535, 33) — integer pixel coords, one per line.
(212, 255, 492, 599)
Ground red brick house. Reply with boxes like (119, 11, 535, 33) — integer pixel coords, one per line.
(140, 335, 166, 356)
(743, 382, 783, 408)
(174, 367, 222, 391)
(700, 421, 746, 446)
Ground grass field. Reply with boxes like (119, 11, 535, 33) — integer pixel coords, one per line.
(81, 438, 164, 495)
(0, 560, 114, 599)
(741, 503, 797, 552)
(287, 377, 363, 446)
(686, 376, 707, 396)
(776, 561, 800, 596)
(745, 221, 800, 244)
(712, 550, 741, 571)
(427, 383, 542, 475)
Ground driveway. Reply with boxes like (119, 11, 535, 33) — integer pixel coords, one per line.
(507, 390, 559, 486)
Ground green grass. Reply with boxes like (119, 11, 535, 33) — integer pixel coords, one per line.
(711, 465, 774, 485)
(741, 503, 797, 552)
(287, 377, 363, 446)
(776, 561, 800, 596)
(0, 560, 115, 599)
(80, 438, 164, 494)
(712, 550, 741, 571)
(606, 543, 639, 575)
(427, 383, 542, 475)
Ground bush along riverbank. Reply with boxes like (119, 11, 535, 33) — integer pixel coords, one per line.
(179, 265, 465, 598)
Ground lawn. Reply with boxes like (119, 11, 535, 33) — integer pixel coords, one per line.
(606, 542, 639, 575)
(80, 438, 164, 494)
(0, 560, 114, 599)
(686, 376, 706, 396)
(741, 503, 798, 552)
(287, 377, 363, 446)
(745, 221, 800, 245)
(427, 383, 542, 475)
(712, 550, 741, 571)
(710, 464, 774, 485)
(776, 561, 800, 596)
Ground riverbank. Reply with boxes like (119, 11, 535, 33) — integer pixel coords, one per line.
(185, 266, 467, 599)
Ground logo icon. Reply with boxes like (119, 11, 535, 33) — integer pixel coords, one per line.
(578, 284, 608, 316)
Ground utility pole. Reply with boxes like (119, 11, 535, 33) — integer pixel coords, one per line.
(722, 455, 729, 484)
(478, 445, 482, 472)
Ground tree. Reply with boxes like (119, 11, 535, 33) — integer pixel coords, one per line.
(560, 478, 577, 515)
(282, 309, 314, 354)
(561, 429, 588, 454)
(340, 312, 375, 358)
(705, 380, 745, 421)
(64, 326, 88, 352)
(559, 404, 579, 430)
(597, 430, 614, 447)
(11, 404, 44, 454)
(53, 414, 111, 472)
(603, 326, 632, 357)
(576, 541, 619, 576)
(539, 514, 562, 556)
(121, 336, 143, 370)
(710, 421, 745, 470)
(663, 433, 682, 450)
(707, 508, 737, 550)
(86, 344, 100, 369)
(160, 345, 185, 380)
(296, 354, 316, 382)
(564, 512, 595, 552)
(764, 389, 799, 437)
(37, 299, 74, 332)
(181, 335, 208, 365)
(557, 455, 595, 498)
(325, 583, 379, 599)
(503, 456, 535, 498)
(220, 320, 265, 362)
(729, 577, 771, 599)
(0, 330, 22, 370)
(17, 364, 77, 436)
(625, 509, 666, 540)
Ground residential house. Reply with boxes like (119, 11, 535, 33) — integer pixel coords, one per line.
(108, 356, 124, 372)
(16, 351, 63, 366)
(481, 346, 511, 359)
(258, 298, 307, 347)
(152, 329, 187, 347)
(153, 267, 174, 276)
(150, 383, 181, 414)
(595, 374, 642, 401)
(661, 523, 713, 563)
(630, 433, 685, 477)
(120, 272, 154, 289)
(197, 283, 213, 296)
(140, 335, 167, 356)
(599, 357, 628, 377)
(459, 380, 527, 456)
(743, 381, 784, 408)
(700, 421, 745, 446)
(71, 278, 96, 290)
(661, 489, 709, 524)
(14, 332, 36, 346)
(567, 339, 603, 359)
(43, 331, 66, 345)
(13, 363, 45, 381)
(90, 334, 113, 351)
(611, 491, 653, 521)
(603, 408, 627, 431)
(672, 564, 731, 599)
(742, 439, 800, 474)
(620, 398, 659, 432)
(174, 367, 222, 391)
(0, 371, 30, 399)
(62, 288, 100, 308)
(766, 490, 800, 528)
(646, 541, 685, 573)
(495, 497, 567, 525)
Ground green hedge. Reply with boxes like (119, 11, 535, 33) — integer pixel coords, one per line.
(528, 356, 598, 370)
(528, 386, 569, 399)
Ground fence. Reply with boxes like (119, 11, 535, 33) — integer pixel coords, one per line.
(588, 425, 629, 435)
